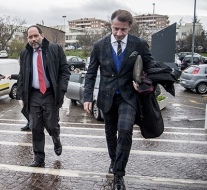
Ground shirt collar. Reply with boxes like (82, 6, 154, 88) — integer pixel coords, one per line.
(111, 34, 128, 44)
(33, 47, 42, 53)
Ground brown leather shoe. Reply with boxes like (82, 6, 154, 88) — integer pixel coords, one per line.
(29, 161, 45, 167)
(113, 174, 126, 190)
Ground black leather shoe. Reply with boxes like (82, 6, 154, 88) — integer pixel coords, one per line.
(29, 161, 45, 167)
(54, 139, 62, 156)
(113, 174, 126, 190)
(108, 161, 114, 174)
(21, 123, 31, 131)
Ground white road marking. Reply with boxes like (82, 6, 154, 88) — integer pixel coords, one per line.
(0, 163, 206, 187)
(0, 122, 206, 131)
(0, 141, 207, 159)
(0, 124, 207, 145)
(0, 128, 206, 137)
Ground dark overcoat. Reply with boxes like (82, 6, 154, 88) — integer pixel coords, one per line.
(16, 38, 70, 111)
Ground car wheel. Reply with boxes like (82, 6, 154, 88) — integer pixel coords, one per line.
(9, 85, 17, 99)
(92, 101, 101, 121)
(196, 83, 207, 94)
(70, 65, 75, 71)
(71, 99, 77, 105)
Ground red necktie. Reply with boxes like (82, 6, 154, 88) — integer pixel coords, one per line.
(37, 50, 46, 94)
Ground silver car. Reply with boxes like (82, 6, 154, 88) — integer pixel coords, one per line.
(66, 72, 103, 120)
(179, 65, 207, 94)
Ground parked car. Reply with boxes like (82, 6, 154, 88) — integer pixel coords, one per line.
(65, 45, 75, 50)
(180, 54, 203, 70)
(202, 56, 207, 64)
(177, 52, 192, 61)
(0, 50, 8, 58)
(66, 72, 103, 120)
(0, 59, 19, 98)
(66, 56, 86, 71)
(175, 54, 181, 68)
(179, 64, 207, 94)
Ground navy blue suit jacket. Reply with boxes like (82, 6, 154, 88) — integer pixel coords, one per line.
(84, 34, 154, 113)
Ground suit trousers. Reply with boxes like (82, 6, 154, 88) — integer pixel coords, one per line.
(29, 88, 60, 162)
(103, 94, 136, 176)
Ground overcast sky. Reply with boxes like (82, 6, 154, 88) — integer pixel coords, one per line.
(1, 0, 207, 29)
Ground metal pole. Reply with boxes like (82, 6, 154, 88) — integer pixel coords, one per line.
(205, 104, 207, 129)
(62, 15, 66, 32)
(152, 3, 155, 34)
(191, 0, 196, 64)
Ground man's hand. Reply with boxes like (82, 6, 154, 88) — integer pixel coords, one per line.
(0, 75, 5, 80)
(133, 81, 139, 91)
(84, 102, 92, 114)
(7, 75, 11, 80)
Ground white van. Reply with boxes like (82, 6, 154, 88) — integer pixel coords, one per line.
(0, 59, 20, 99)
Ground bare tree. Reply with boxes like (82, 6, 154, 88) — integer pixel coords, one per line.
(8, 39, 25, 58)
(178, 18, 183, 27)
(77, 29, 106, 56)
(0, 15, 26, 50)
(176, 31, 207, 52)
(49, 28, 64, 44)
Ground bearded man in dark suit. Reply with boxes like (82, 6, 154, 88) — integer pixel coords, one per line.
(83, 9, 154, 190)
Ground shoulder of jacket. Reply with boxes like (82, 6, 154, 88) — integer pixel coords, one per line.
(48, 42, 61, 53)
(95, 35, 110, 45)
(49, 42, 59, 48)
(20, 49, 29, 57)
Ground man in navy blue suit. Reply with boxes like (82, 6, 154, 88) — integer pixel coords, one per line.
(84, 10, 154, 190)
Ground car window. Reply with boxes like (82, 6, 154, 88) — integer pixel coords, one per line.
(69, 73, 81, 82)
(184, 66, 198, 73)
(183, 57, 191, 63)
(193, 57, 199, 63)
(205, 68, 207, 74)
(77, 57, 82, 62)
(71, 57, 78, 62)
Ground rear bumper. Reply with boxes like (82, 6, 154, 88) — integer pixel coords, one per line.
(179, 79, 196, 89)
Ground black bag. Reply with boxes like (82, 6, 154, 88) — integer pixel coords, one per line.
(136, 92, 164, 138)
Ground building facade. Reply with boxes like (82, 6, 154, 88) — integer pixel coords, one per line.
(176, 23, 203, 41)
(134, 14, 170, 31)
(68, 18, 107, 29)
(23, 24, 65, 49)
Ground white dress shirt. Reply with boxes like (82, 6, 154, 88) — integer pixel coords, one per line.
(32, 48, 50, 89)
(111, 34, 128, 55)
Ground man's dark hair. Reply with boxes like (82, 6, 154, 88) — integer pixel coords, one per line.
(27, 25, 43, 35)
(111, 9, 133, 26)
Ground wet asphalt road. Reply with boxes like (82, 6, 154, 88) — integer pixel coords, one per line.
(0, 83, 207, 190)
